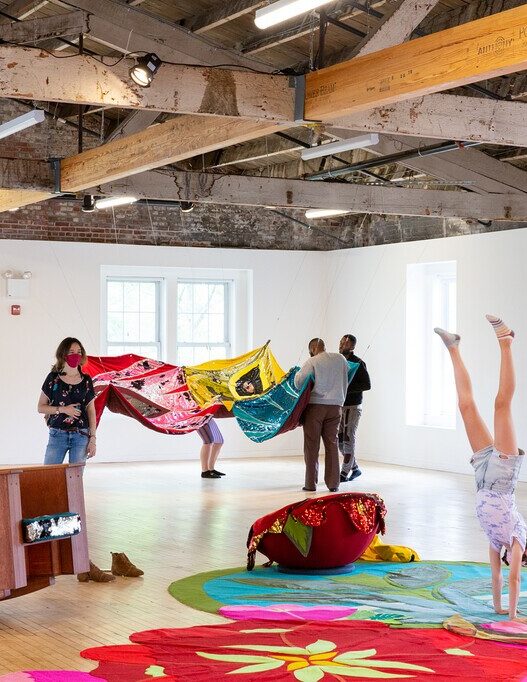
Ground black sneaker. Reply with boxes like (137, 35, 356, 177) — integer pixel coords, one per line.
(201, 470, 221, 478)
(349, 469, 362, 481)
(302, 486, 316, 492)
(340, 472, 350, 483)
(212, 469, 226, 476)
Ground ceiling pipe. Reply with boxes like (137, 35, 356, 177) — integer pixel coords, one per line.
(306, 140, 482, 181)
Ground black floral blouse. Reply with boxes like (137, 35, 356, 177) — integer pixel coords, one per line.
(42, 371, 95, 431)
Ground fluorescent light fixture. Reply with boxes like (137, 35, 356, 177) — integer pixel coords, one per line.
(0, 110, 45, 141)
(255, 0, 334, 29)
(95, 196, 138, 210)
(305, 208, 351, 219)
(301, 133, 379, 161)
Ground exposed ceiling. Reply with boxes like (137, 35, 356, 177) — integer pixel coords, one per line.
(0, 0, 526, 248)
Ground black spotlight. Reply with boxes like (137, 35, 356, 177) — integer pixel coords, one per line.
(180, 201, 194, 213)
(129, 53, 161, 87)
(81, 194, 96, 212)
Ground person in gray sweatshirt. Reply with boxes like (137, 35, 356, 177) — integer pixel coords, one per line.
(294, 338, 351, 492)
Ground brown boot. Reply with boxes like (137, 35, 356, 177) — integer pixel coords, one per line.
(111, 552, 144, 577)
(77, 561, 115, 583)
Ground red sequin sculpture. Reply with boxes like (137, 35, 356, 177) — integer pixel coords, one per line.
(247, 493, 386, 570)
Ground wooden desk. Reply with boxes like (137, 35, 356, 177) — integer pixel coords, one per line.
(0, 463, 89, 600)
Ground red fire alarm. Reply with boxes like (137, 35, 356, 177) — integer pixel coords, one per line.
(11, 304, 21, 315)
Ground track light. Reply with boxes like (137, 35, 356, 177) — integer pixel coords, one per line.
(255, 0, 334, 29)
(180, 201, 194, 213)
(81, 195, 96, 212)
(22, 271, 32, 279)
(95, 196, 138, 210)
(129, 53, 161, 87)
(0, 110, 45, 141)
(301, 133, 379, 161)
(305, 209, 351, 219)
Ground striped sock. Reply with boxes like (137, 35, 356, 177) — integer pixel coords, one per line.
(486, 314, 514, 339)
(434, 327, 460, 348)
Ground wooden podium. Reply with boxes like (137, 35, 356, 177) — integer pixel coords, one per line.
(0, 463, 89, 600)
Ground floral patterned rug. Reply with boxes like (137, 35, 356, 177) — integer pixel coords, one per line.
(78, 620, 527, 680)
(168, 560, 527, 627)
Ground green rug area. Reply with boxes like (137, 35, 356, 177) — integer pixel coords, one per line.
(169, 560, 527, 628)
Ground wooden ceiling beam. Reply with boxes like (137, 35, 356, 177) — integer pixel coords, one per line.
(0, 189, 53, 212)
(304, 4, 527, 120)
(60, 116, 287, 192)
(62, 0, 274, 71)
(97, 170, 527, 220)
(371, 135, 527, 195)
(323, 0, 524, 69)
(0, 46, 294, 122)
(0, 10, 88, 44)
(351, 0, 439, 58)
(241, 0, 383, 55)
(0, 0, 48, 24)
(104, 111, 160, 143)
(329, 94, 527, 147)
(0, 158, 54, 191)
(182, 0, 265, 34)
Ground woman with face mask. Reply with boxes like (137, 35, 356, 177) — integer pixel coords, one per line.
(38, 337, 97, 464)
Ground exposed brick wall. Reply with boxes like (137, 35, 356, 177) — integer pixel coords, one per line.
(2, 100, 527, 251)
(0, 199, 360, 250)
(3, 200, 527, 251)
(0, 99, 101, 161)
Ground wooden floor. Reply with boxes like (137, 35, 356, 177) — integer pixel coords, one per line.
(1, 456, 525, 674)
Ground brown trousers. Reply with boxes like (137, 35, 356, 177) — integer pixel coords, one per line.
(302, 403, 342, 490)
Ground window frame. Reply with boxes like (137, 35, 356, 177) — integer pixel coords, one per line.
(406, 260, 457, 430)
(174, 278, 233, 364)
(104, 276, 164, 359)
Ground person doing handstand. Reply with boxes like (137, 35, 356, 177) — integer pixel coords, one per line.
(435, 315, 526, 622)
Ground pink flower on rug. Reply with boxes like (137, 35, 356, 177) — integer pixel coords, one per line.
(0, 675, 103, 682)
(482, 621, 527, 635)
(30, 674, 105, 682)
(218, 603, 357, 621)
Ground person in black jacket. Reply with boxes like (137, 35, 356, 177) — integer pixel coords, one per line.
(338, 334, 371, 482)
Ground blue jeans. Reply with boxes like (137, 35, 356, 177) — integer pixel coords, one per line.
(44, 428, 88, 464)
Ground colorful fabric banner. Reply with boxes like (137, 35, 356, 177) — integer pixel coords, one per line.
(232, 368, 310, 443)
(84, 354, 218, 435)
(184, 343, 285, 410)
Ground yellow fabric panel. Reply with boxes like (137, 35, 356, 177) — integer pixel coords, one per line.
(360, 535, 421, 563)
(185, 343, 285, 409)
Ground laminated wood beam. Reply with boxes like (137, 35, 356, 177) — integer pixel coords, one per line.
(304, 5, 527, 120)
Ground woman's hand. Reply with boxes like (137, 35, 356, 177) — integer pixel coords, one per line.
(62, 403, 81, 418)
(86, 437, 96, 459)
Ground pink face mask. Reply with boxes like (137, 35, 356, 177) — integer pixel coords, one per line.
(66, 353, 81, 368)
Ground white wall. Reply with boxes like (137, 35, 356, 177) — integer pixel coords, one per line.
(326, 228, 527, 481)
(0, 240, 332, 465)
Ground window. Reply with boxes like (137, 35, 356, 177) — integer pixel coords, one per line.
(175, 280, 231, 365)
(106, 278, 162, 358)
(406, 261, 457, 428)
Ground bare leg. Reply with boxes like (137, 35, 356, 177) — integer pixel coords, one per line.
(489, 545, 506, 614)
(447, 345, 493, 453)
(209, 443, 222, 470)
(494, 337, 518, 456)
(508, 539, 526, 621)
(200, 444, 212, 472)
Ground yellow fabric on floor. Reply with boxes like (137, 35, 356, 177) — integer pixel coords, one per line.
(360, 534, 420, 562)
